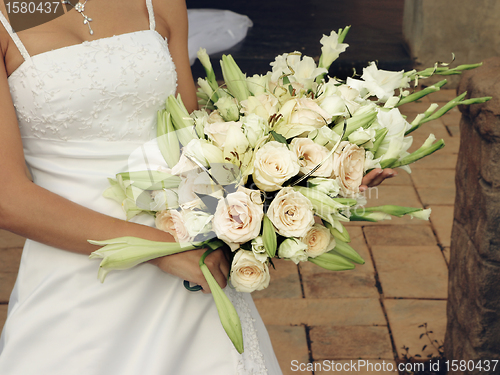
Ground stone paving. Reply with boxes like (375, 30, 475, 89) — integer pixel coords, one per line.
(0, 90, 460, 374)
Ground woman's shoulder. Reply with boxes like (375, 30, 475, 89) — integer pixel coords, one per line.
(0, 1, 11, 60)
(153, 0, 189, 40)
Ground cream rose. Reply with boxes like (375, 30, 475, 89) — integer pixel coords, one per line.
(212, 190, 264, 249)
(267, 187, 315, 238)
(291, 137, 334, 177)
(253, 141, 300, 192)
(287, 98, 332, 128)
(332, 141, 365, 198)
(230, 250, 270, 293)
(301, 223, 336, 258)
(155, 210, 190, 242)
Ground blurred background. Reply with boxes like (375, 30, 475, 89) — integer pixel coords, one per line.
(187, 0, 413, 81)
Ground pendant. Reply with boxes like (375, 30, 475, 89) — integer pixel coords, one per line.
(62, 0, 94, 35)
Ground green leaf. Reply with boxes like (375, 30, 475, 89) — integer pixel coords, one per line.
(271, 130, 288, 144)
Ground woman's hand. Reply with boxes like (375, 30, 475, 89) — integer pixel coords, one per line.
(359, 168, 397, 192)
(152, 248, 230, 294)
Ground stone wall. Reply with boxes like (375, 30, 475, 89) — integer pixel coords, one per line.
(403, 0, 500, 87)
(444, 57, 500, 374)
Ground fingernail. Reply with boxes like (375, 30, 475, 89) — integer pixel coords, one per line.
(376, 169, 383, 175)
(359, 186, 367, 192)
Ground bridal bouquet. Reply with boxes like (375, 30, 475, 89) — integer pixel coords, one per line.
(89, 27, 490, 353)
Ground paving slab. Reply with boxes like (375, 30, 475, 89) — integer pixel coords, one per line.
(300, 260, 378, 299)
(252, 258, 302, 299)
(445, 124, 460, 137)
(437, 134, 460, 154)
(371, 246, 448, 299)
(347, 185, 428, 227)
(426, 89, 459, 102)
(410, 168, 455, 189)
(384, 299, 447, 359)
(382, 169, 413, 186)
(309, 326, 393, 360)
(363, 225, 437, 247)
(416, 186, 455, 206)
(0, 304, 7, 332)
(429, 205, 454, 247)
(0, 230, 26, 248)
(300, 227, 378, 299)
(411, 153, 457, 170)
(254, 298, 386, 326)
(361, 185, 421, 207)
(266, 325, 311, 375)
(440, 111, 462, 127)
(314, 360, 398, 375)
(399, 101, 436, 114)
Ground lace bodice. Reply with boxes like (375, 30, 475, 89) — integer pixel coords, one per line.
(8, 30, 177, 142)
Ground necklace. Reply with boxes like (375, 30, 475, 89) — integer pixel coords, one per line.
(62, 0, 94, 35)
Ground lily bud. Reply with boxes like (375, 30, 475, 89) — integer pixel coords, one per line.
(215, 97, 240, 122)
(221, 54, 251, 102)
(157, 112, 181, 168)
(197, 48, 218, 91)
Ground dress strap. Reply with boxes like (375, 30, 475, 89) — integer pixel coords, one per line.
(145, 0, 156, 31)
(0, 10, 31, 61)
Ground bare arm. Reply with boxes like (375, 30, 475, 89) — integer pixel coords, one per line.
(156, 0, 197, 112)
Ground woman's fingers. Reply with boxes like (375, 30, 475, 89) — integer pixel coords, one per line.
(360, 168, 397, 191)
(155, 247, 230, 294)
(203, 249, 229, 292)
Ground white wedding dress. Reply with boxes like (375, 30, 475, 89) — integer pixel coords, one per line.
(0, 1, 281, 374)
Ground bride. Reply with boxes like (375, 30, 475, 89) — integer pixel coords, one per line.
(0, 0, 284, 373)
(0, 1, 394, 373)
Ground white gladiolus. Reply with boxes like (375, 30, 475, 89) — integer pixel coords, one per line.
(409, 208, 432, 220)
(348, 127, 376, 147)
(360, 62, 410, 102)
(291, 55, 328, 91)
(319, 30, 349, 69)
